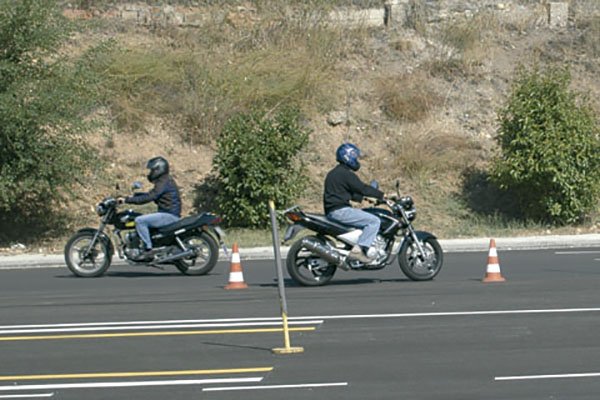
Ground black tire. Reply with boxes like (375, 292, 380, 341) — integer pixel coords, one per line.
(286, 236, 337, 286)
(398, 237, 443, 281)
(175, 232, 219, 276)
(64, 232, 112, 277)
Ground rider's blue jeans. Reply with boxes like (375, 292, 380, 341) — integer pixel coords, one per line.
(134, 212, 180, 250)
(327, 207, 380, 249)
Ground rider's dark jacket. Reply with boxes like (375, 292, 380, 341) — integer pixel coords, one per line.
(125, 174, 181, 217)
(323, 163, 384, 215)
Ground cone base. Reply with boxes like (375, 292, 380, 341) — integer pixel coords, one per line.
(482, 273, 506, 282)
(272, 346, 304, 354)
(225, 282, 248, 290)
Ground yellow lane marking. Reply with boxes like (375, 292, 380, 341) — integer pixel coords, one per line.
(0, 367, 274, 381)
(0, 327, 315, 341)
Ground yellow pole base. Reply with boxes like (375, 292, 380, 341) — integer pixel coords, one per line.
(272, 346, 304, 354)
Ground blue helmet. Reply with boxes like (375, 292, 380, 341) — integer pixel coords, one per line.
(336, 142, 361, 171)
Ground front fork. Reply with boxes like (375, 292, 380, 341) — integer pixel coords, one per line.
(83, 221, 108, 260)
(399, 208, 426, 261)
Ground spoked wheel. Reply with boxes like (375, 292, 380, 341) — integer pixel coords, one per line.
(64, 232, 112, 277)
(286, 236, 337, 286)
(398, 237, 443, 281)
(175, 232, 219, 276)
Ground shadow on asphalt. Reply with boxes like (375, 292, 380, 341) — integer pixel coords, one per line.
(202, 341, 271, 352)
(258, 277, 410, 288)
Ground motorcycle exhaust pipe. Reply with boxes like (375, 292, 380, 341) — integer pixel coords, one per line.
(153, 249, 194, 265)
(301, 238, 346, 266)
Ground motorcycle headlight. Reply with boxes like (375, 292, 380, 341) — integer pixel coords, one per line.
(96, 203, 107, 216)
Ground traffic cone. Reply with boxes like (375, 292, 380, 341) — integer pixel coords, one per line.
(482, 238, 505, 282)
(225, 243, 248, 289)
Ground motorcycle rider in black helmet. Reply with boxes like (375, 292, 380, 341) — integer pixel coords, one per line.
(118, 157, 181, 260)
(324, 143, 386, 264)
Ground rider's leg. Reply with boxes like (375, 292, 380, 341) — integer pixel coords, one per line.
(327, 207, 380, 260)
(134, 212, 180, 250)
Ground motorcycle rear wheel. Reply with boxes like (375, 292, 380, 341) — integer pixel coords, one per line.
(398, 237, 443, 281)
(64, 232, 112, 277)
(286, 236, 337, 286)
(175, 232, 218, 276)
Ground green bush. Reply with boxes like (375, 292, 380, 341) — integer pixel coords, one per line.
(213, 107, 310, 228)
(491, 65, 600, 224)
(0, 0, 106, 218)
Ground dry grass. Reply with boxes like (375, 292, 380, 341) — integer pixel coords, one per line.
(389, 129, 483, 183)
(376, 71, 441, 122)
(92, 2, 371, 144)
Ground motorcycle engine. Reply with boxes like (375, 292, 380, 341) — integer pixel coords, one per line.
(123, 232, 142, 259)
(369, 235, 387, 260)
(124, 232, 141, 247)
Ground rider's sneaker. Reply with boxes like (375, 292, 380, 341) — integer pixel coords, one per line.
(139, 249, 154, 261)
(348, 245, 373, 264)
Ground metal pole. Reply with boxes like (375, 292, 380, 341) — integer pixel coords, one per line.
(268, 200, 304, 354)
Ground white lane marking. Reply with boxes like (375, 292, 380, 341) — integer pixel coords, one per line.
(0, 395, 54, 399)
(496, 372, 600, 381)
(2, 308, 599, 335)
(0, 317, 316, 330)
(288, 308, 600, 320)
(555, 251, 600, 255)
(0, 377, 262, 392)
(203, 382, 348, 392)
(0, 321, 323, 335)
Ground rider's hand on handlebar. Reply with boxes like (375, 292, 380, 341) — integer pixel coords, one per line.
(117, 197, 126, 205)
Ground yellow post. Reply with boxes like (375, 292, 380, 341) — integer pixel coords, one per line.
(268, 200, 304, 355)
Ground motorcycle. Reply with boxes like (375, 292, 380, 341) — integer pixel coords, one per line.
(283, 181, 443, 286)
(64, 183, 227, 277)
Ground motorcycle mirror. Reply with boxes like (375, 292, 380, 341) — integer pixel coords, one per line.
(115, 183, 120, 191)
(132, 181, 142, 190)
(369, 180, 379, 190)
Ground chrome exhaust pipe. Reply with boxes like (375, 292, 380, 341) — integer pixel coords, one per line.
(153, 249, 194, 265)
(301, 238, 346, 266)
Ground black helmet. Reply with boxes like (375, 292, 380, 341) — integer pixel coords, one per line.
(146, 157, 169, 182)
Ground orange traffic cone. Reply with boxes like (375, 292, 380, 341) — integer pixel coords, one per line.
(482, 238, 505, 282)
(225, 243, 248, 289)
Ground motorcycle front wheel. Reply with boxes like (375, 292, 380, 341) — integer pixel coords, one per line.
(175, 231, 219, 276)
(398, 237, 443, 281)
(286, 236, 337, 286)
(64, 232, 112, 277)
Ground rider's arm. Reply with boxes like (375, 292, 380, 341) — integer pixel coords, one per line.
(346, 170, 384, 200)
(125, 180, 166, 205)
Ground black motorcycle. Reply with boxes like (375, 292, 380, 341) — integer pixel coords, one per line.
(64, 184, 226, 277)
(283, 181, 443, 286)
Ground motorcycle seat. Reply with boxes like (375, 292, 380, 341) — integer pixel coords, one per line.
(304, 212, 355, 231)
(155, 214, 205, 233)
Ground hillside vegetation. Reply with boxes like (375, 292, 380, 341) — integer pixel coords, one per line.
(1, 0, 600, 252)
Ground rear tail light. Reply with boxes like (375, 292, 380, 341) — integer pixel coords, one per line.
(287, 213, 302, 222)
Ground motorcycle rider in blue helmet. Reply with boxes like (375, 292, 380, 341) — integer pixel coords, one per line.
(324, 143, 386, 264)
(118, 157, 181, 260)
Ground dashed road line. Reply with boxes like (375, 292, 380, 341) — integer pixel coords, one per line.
(0, 367, 273, 381)
(0, 378, 264, 392)
(203, 382, 349, 392)
(496, 372, 600, 381)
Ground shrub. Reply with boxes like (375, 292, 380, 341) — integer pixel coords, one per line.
(212, 107, 311, 227)
(0, 0, 105, 218)
(491, 65, 600, 224)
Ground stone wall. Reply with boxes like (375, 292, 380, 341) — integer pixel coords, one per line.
(63, 1, 570, 29)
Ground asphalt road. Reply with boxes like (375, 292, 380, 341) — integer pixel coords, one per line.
(1, 248, 600, 399)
